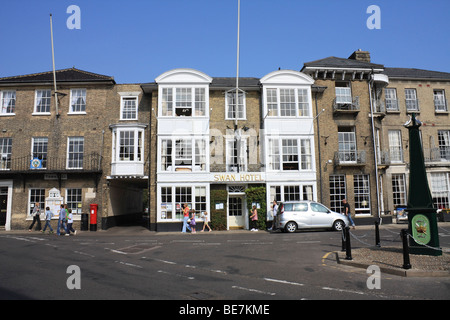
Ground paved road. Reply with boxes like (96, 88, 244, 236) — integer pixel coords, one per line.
(0, 223, 449, 304)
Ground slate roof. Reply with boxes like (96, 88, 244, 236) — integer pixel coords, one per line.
(210, 77, 260, 88)
(383, 67, 450, 80)
(302, 56, 384, 70)
(0, 67, 115, 84)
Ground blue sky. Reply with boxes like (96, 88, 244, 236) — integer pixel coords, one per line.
(1, 0, 449, 83)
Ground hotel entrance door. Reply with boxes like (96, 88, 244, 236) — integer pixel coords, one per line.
(228, 196, 245, 229)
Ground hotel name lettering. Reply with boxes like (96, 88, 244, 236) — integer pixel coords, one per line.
(213, 173, 264, 183)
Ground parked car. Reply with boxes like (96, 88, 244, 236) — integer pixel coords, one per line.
(275, 201, 349, 232)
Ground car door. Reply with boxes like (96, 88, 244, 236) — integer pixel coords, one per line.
(309, 202, 333, 227)
(293, 202, 311, 228)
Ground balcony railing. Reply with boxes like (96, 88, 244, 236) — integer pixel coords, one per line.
(377, 151, 391, 166)
(334, 150, 366, 166)
(0, 153, 103, 173)
(333, 96, 360, 113)
(424, 147, 450, 163)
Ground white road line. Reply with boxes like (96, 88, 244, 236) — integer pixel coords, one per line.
(115, 261, 143, 269)
(232, 286, 276, 296)
(264, 278, 304, 286)
(73, 250, 95, 258)
(322, 286, 365, 295)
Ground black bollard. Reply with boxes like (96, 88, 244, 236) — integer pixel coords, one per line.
(345, 226, 352, 260)
(375, 220, 381, 247)
(401, 229, 412, 270)
(341, 227, 346, 252)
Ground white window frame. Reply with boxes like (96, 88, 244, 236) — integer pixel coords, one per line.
(267, 137, 313, 172)
(354, 174, 371, 215)
(158, 184, 210, 222)
(158, 85, 208, 117)
(434, 89, 447, 112)
(430, 172, 449, 209)
(338, 128, 357, 163)
(268, 183, 315, 204)
(159, 137, 208, 172)
(67, 137, 84, 169)
(405, 88, 419, 111)
(0, 138, 12, 170)
(226, 91, 246, 120)
(33, 89, 52, 115)
(388, 130, 403, 163)
(264, 87, 311, 118)
(32, 137, 48, 169)
(392, 174, 407, 206)
(226, 137, 247, 172)
(69, 88, 87, 114)
(111, 127, 145, 163)
(385, 88, 399, 111)
(66, 188, 82, 214)
(0, 90, 16, 115)
(120, 95, 138, 120)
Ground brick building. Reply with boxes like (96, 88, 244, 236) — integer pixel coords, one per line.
(0, 68, 152, 230)
(1, 51, 449, 231)
(302, 50, 450, 224)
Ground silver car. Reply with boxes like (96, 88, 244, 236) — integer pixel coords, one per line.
(276, 201, 349, 233)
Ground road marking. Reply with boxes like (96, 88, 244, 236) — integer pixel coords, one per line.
(158, 270, 194, 280)
(264, 278, 304, 286)
(115, 261, 143, 269)
(232, 286, 276, 296)
(322, 286, 365, 295)
(73, 250, 95, 258)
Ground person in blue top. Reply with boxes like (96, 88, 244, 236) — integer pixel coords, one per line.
(57, 204, 68, 236)
(42, 207, 54, 234)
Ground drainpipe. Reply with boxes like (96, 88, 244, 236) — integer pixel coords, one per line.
(314, 91, 323, 203)
(368, 71, 381, 222)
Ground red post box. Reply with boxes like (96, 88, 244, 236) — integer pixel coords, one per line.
(89, 204, 98, 231)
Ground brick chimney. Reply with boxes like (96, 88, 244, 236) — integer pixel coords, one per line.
(348, 49, 371, 63)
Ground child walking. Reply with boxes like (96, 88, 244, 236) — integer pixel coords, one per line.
(190, 210, 196, 233)
(42, 207, 54, 234)
(65, 209, 77, 236)
(201, 211, 212, 232)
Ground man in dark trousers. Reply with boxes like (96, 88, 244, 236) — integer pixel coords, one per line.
(342, 199, 355, 229)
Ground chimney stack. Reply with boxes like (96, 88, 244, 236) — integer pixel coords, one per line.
(348, 49, 371, 63)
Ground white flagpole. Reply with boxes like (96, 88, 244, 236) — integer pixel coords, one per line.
(235, 0, 241, 172)
(50, 14, 59, 116)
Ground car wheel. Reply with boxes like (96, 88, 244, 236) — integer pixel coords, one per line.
(285, 221, 297, 233)
(332, 220, 345, 231)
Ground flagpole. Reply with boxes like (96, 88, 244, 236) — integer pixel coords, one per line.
(235, 0, 241, 172)
(50, 14, 59, 116)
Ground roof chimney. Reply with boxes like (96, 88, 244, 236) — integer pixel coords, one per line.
(348, 49, 371, 63)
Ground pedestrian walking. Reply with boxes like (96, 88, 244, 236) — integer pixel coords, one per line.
(268, 200, 278, 231)
(342, 198, 355, 229)
(42, 207, 54, 234)
(201, 211, 212, 232)
(181, 203, 192, 233)
(190, 209, 196, 233)
(28, 202, 42, 231)
(57, 204, 68, 236)
(250, 205, 258, 231)
(65, 209, 76, 236)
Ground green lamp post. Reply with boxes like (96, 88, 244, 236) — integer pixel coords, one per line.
(404, 114, 442, 256)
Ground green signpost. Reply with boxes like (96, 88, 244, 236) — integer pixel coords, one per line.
(405, 114, 442, 256)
